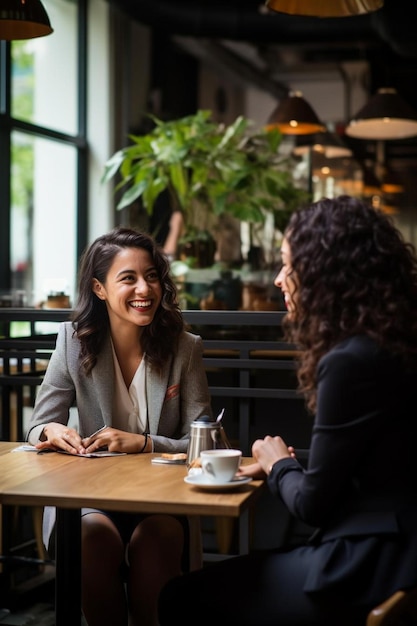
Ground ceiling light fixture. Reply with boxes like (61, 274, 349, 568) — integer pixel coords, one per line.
(345, 88, 417, 140)
(266, 90, 326, 135)
(265, 0, 383, 17)
(0, 0, 53, 40)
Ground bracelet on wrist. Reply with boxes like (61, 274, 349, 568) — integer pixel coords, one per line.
(139, 432, 148, 454)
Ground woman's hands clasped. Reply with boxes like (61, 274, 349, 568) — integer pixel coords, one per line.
(35, 423, 149, 455)
(237, 435, 296, 479)
(82, 428, 149, 454)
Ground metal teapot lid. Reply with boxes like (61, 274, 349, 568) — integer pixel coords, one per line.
(193, 408, 225, 424)
(190, 415, 218, 428)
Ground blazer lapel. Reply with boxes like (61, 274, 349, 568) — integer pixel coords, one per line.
(91, 336, 114, 425)
(146, 357, 171, 433)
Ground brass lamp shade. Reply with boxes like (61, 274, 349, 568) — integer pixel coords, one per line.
(0, 0, 53, 40)
(293, 130, 352, 158)
(266, 90, 326, 135)
(265, 0, 384, 17)
(345, 88, 417, 140)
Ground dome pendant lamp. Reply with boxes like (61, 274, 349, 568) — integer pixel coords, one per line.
(266, 90, 325, 135)
(0, 0, 53, 40)
(345, 88, 417, 140)
(265, 0, 384, 17)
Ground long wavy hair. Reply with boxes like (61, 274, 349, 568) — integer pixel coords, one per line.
(71, 227, 184, 375)
(283, 195, 417, 413)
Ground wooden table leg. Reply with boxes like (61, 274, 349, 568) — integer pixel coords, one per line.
(215, 516, 236, 554)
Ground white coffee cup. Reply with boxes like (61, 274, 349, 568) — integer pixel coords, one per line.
(200, 449, 242, 483)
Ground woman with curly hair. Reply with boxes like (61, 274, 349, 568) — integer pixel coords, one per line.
(26, 226, 212, 626)
(158, 196, 417, 625)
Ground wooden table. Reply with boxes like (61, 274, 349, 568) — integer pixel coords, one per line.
(0, 442, 264, 625)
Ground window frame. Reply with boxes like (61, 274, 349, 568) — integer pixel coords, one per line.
(0, 0, 88, 295)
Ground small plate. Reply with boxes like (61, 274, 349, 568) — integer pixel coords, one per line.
(184, 474, 252, 491)
(151, 457, 186, 465)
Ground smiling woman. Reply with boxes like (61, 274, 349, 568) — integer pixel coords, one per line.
(92, 245, 163, 386)
(25, 225, 213, 626)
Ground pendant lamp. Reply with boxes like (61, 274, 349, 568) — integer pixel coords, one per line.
(0, 0, 53, 40)
(266, 90, 326, 135)
(265, 0, 384, 17)
(345, 88, 417, 140)
(293, 130, 352, 158)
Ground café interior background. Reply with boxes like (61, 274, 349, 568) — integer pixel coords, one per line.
(1, 0, 417, 309)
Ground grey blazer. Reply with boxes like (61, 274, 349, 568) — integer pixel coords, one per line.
(26, 322, 213, 553)
(26, 321, 213, 452)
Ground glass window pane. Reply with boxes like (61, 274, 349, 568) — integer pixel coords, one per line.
(11, 131, 77, 307)
(11, 0, 78, 135)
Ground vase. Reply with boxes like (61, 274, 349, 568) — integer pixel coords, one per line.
(179, 236, 216, 268)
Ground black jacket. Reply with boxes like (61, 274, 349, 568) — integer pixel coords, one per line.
(269, 335, 417, 600)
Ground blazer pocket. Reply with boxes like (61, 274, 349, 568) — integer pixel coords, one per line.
(164, 384, 180, 401)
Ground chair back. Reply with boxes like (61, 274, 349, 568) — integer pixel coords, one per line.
(366, 586, 417, 626)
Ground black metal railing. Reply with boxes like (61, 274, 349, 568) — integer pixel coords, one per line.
(0, 308, 310, 452)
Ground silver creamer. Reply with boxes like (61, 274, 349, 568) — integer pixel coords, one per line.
(186, 415, 231, 467)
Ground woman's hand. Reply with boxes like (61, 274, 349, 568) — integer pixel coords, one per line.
(237, 461, 266, 479)
(251, 435, 293, 475)
(237, 438, 296, 478)
(36, 423, 86, 455)
(82, 428, 150, 454)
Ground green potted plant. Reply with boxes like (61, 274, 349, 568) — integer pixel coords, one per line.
(101, 109, 308, 267)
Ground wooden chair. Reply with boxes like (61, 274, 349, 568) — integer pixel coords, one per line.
(366, 585, 417, 626)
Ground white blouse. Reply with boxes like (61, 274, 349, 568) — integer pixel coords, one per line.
(111, 341, 148, 434)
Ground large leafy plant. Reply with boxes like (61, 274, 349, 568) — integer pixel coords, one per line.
(102, 109, 308, 237)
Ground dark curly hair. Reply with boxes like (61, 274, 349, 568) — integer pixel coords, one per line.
(71, 227, 184, 375)
(283, 195, 417, 413)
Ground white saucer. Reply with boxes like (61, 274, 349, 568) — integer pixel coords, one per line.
(184, 474, 252, 491)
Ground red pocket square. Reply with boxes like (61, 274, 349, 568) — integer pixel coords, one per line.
(165, 384, 179, 401)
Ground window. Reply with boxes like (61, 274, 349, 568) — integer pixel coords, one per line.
(1, 2, 165, 310)
(0, 0, 88, 307)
